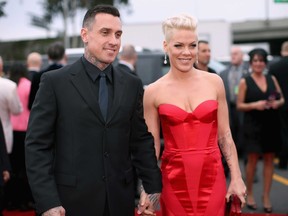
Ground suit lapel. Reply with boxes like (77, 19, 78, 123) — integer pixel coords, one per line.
(69, 60, 104, 123)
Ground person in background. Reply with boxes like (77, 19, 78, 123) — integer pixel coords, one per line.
(0, 56, 5, 78)
(237, 48, 284, 213)
(25, 4, 162, 216)
(143, 13, 246, 216)
(0, 72, 22, 154)
(26, 52, 43, 81)
(193, 40, 217, 73)
(6, 63, 34, 212)
(220, 46, 249, 156)
(115, 44, 138, 76)
(269, 41, 288, 170)
(0, 119, 11, 216)
(28, 41, 66, 110)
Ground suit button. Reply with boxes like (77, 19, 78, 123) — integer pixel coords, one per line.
(102, 176, 106, 181)
(104, 152, 109, 157)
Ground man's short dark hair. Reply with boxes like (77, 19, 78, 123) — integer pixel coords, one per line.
(47, 41, 65, 61)
(82, 4, 120, 29)
(198, 40, 209, 45)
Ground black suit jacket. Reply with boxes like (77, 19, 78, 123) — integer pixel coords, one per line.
(28, 63, 63, 110)
(0, 119, 11, 186)
(25, 59, 162, 216)
(269, 56, 288, 110)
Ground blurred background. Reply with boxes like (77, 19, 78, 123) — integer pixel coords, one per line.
(0, 0, 288, 62)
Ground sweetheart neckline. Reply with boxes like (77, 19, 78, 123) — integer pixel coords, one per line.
(158, 100, 217, 114)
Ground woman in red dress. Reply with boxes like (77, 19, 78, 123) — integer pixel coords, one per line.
(142, 13, 246, 216)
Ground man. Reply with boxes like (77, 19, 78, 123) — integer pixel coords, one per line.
(28, 41, 66, 109)
(269, 41, 288, 170)
(116, 44, 138, 76)
(115, 44, 140, 198)
(25, 4, 162, 216)
(0, 119, 11, 216)
(0, 56, 6, 78)
(220, 46, 249, 156)
(26, 52, 43, 81)
(0, 70, 22, 154)
(194, 40, 217, 73)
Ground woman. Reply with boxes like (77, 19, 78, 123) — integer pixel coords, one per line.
(237, 48, 284, 213)
(142, 13, 246, 216)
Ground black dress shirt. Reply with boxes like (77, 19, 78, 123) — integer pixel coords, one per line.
(81, 56, 113, 110)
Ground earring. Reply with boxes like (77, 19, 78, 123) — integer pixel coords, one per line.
(164, 54, 167, 64)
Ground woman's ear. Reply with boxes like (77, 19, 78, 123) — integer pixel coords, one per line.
(163, 40, 168, 53)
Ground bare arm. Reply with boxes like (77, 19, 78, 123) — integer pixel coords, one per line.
(216, 77, 246, 204)
(138, 85, 161, 216)
(269, 75, 285, 109)
(143, 85, 161, 159)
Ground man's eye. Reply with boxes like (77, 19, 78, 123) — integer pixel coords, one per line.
(115, 33, 122, 38)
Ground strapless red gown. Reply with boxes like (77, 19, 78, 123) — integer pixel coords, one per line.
(158, 100, 226, 216)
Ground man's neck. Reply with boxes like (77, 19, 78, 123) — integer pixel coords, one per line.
(196, 63, 208, 71)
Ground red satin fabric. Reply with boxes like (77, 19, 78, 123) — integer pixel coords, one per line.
(158, 100, 226, 216)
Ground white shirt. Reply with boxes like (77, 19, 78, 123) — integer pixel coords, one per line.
(0, 77, 22, 153)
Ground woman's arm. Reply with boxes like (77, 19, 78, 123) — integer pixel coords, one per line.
(143, 84, 161, 159)
(215, 77, 246, 204)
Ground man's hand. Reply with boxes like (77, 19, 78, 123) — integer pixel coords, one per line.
(42, 206, 65, 216)
(2, 170, 10, 183)
(137, 189, 160, 216)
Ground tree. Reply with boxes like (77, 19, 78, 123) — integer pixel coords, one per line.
(31, 0, 129, 48)
(0, 1, 6, 18)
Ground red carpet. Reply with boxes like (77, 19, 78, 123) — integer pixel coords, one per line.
(3, 210, 287, 216)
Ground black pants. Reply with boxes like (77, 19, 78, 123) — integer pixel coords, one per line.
(5, 131, 34, 209)
(103, 197, 110, 216)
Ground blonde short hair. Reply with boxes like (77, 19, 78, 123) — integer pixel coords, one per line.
(162, 13, 198, 42)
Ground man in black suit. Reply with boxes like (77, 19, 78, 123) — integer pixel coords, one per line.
(116, 44, 140, 199)
(28, 41, 66, 110)
(269, 41, 288, 170)
(116, 44, 138, 76)
(0, 119, 11, 216)
(25, 4, 162, 216)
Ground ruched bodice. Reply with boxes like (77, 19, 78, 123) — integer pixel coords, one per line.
(159, 100, 218, 152)
(158, 100, 226, 216)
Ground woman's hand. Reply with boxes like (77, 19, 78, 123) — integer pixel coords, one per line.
(226, 177, 247, 208)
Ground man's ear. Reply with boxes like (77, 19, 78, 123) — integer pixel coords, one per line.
(81, 28, 88, 43)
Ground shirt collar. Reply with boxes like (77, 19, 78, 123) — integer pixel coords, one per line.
(81, 56, 112, 83)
